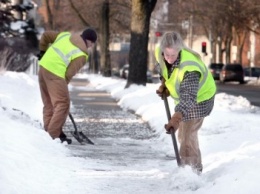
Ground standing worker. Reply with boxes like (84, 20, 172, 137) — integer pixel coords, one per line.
(37, 28, 97, 144)
(155, 31, 216, 174)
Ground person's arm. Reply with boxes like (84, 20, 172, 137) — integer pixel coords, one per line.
(175, 71, 200, 118)
(165, 71, 200, 132)
(37, 31, 60, 60)
(39, 31, 59, 52)
(65, 56, 86, 84)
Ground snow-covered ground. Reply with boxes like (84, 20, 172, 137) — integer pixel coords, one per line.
(1, 71, 260, 194)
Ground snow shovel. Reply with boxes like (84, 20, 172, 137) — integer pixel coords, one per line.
(69, 112, 94, 145)
(162, 92, 181, 167)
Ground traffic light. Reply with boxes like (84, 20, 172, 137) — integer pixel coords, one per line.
(155, 31, 162, 37)
(202, 42, 207, 53)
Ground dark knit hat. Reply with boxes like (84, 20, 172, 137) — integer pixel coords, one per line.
(81, 28, 97, 43)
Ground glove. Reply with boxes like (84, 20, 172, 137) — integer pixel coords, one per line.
(37, 51, 45, 60)
(156, 77, 170, 99)
(164, 112, 183, 134)
(156, 85, 170, 98)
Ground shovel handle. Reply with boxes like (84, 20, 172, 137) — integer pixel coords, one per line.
(162, 92, 181, 167)
(69, 113, 78, 134)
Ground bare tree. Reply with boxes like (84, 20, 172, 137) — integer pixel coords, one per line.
(100, 0, 111, 76)
(67, 0, 91, 27)
(165, 0, 260, 64)
(126, 0, 157, 88)
(44, 0, 62, 30)
(39, 0, 131, 75)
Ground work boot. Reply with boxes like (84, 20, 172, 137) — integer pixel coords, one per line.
(192, 164, 203, 175)
(59, 132, 72, 144)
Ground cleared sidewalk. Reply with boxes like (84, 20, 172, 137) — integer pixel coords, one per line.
(65, 77, 153, 140)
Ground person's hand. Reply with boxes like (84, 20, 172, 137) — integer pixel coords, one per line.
(156, 78, 170, 98)
(37, 51, 45, 60)
(164, 112, 183, 134)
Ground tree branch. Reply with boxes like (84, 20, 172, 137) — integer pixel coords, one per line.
(67, 0, 90, 27)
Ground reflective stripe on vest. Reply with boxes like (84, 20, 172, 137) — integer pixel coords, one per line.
(39, 32, 88, 78)
(161, 49, 216, 104)
(51, 33, 85, 67)
(52, 46, 84, 67)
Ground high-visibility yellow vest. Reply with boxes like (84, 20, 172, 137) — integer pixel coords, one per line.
(156, 48, 216, 104)
(154, 44, 161, 64)
(39, 32, 88, 78)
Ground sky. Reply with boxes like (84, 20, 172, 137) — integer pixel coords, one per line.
(1, 71, 260, 194)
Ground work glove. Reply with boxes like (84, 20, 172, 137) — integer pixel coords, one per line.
(164, 112, 183, 134)
(156, 77, 170, 99)
(37, 50, 45, 60)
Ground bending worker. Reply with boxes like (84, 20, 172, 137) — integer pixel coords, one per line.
(38, 28, 97, 144)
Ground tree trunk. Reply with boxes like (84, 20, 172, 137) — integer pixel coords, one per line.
(125, 0, 157, 88)
(217, 38, 222, 63)
(225, 37, 232, 63)
(45, 0, 54, 30)
(210, 40, 216, 63)
(100, 0, 111, 77)
(225, 25, 233, 64)
(88, 44, 99, 74)
(93, 45, 99, 74)
(236, 30, 248, 64)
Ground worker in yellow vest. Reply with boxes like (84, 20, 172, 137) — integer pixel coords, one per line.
(38, 28, 97, 144)
(155, 31, 216, 174)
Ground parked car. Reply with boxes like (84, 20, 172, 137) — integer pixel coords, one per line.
(208, 63, 224, 80)
(219, 63, 244, 84)
(119, 64, 153, 83)
(119, 64, 129, 79)
(244, 67, 260, 78)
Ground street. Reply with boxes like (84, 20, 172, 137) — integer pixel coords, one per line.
(216, 81, 260, 107)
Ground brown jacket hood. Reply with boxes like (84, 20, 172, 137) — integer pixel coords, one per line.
(70, 34, 88, 54)
(66, 33, 89, 83)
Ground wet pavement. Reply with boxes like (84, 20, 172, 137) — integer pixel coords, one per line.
(64, 78, 155, 140)
(62, 78, 175, 194)
(63, 78, 163, 161)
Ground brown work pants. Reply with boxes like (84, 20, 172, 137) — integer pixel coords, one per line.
(38, 66, 70, 139)
(178, 118, 204, 173)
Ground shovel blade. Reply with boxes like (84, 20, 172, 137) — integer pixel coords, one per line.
(79, 131, 94, 145)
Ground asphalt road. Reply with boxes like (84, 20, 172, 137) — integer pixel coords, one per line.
(216, 81, 260, 107)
